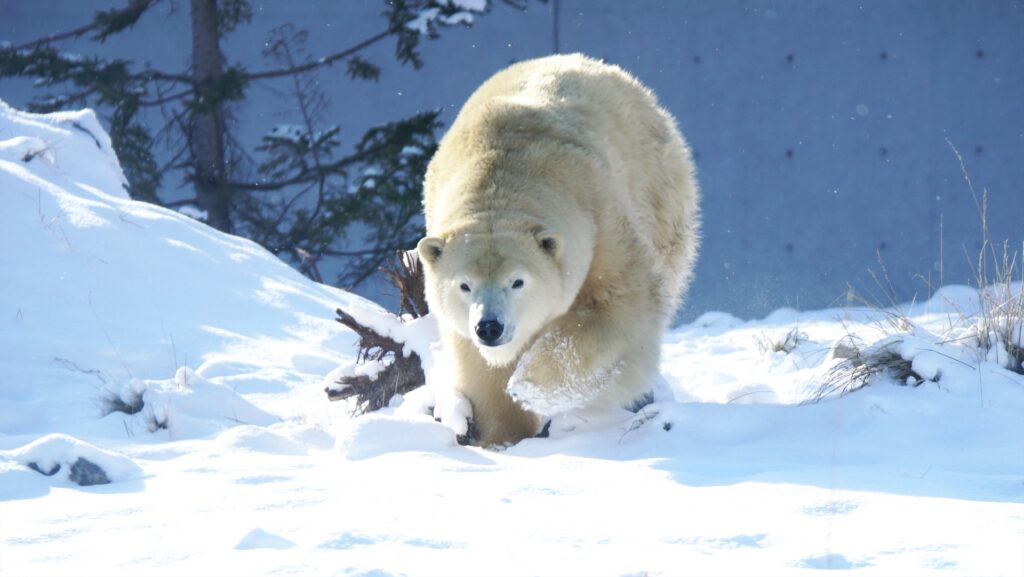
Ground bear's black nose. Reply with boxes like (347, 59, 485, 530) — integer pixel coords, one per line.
(475, 320, 504, 346)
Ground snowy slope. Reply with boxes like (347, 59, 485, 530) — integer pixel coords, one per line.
(1, 102, 1022, 576)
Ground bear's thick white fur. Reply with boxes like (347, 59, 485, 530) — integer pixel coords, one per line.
(418, 54, 699, 445)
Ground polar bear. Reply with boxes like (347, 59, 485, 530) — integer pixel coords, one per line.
(417, 54, 699, 446)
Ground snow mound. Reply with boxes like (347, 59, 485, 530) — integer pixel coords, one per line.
(235, 528, 297, 550)
(216, 425, 308, 456)
(334, 412, 458, 460)
(1, 433, 141, 487)
(98, 367, 280, 439)
(0, 98, 359, 440)
(0, 100, 126, 199)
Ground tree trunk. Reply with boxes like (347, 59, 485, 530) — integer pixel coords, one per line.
(190, 0, 232, 232)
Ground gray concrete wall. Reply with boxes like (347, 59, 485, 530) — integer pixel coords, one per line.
(3, 1, 1022, 320)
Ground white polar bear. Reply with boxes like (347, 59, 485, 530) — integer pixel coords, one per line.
(418, 54, 700, 446)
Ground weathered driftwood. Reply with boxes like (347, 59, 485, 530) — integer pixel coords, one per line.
(326, 250, 429, 414)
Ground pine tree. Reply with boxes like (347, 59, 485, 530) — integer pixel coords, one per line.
(1, 0, 533, 288)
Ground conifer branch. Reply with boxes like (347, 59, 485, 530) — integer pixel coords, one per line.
(13, 0, 162, 51)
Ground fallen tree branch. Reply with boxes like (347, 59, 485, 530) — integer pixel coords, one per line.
(383, 250, 429, 319)
(325, 250, 429, 414)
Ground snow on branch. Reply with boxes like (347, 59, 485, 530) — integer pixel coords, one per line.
(327, 251, 430, 414)
(405, 0, 489, 36)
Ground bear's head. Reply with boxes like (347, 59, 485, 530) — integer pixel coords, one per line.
(418, 228, 570, 366)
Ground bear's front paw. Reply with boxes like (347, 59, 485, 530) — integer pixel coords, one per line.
(456, 418, 478, 446)
(507, 332, 575, 408)
(508, 332, 619, 415)
(431, 385, 473, 437)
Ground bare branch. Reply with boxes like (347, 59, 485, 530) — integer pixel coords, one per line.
(225, 138, 394, 192)
(321, 247, 395, 258)
(244, 26, 397, 82)
(162, 197, 199, 208)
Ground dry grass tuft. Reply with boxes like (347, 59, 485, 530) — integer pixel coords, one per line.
(755, 327, 808, 355)
(950, 139, 1024, 375)
(100, 387, 143, 416)
(968, 240, 1024, 374)
(810, 142, 1022, 401)
(809, 336, 922, 403)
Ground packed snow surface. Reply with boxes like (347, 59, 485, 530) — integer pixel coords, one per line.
(1, 101, 1022, 576)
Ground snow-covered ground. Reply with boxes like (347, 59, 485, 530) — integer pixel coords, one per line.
(1, 101, 1022, 576)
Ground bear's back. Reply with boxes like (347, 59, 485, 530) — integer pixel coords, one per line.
(452, 54, 655, 151)
(426, 54, 699, 312)
(469, 55, 699, 307)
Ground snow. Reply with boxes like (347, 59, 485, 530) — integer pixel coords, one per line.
(444, 0, 488, 11)
(173, 204, 208, 221)
(264, 124, 305, 143)
(1, 101, 1023, 576)
(234, 528, 297, 551)
(441, 12, 475, 27)
(406, 0, 487, 36)
(406, 8, 442, 36)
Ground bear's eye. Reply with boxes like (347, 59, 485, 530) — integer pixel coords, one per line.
(459, 283, 471, 293)
(511, 279, 525, 289)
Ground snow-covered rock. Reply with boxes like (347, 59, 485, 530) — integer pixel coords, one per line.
(2, 433, 142, 487)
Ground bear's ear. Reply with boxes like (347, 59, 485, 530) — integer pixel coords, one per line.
(535, 230, 562, 259)
(417, 236, 445, 264)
